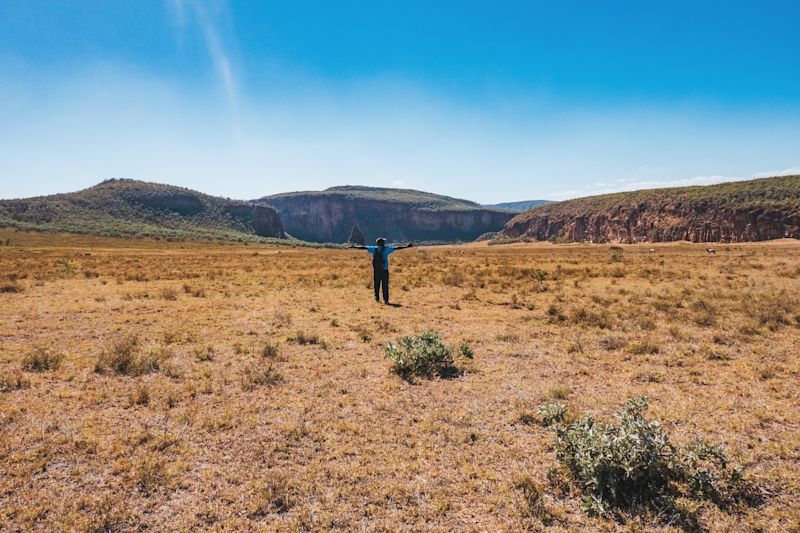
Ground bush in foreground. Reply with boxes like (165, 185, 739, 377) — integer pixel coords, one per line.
(550, 397, 759, 519)
(21, 347, 63, 372)
(95, 334, 171, 376)
(384, 330, 464, 380)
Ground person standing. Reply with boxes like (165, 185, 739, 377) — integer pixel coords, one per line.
(350, 238, 412, 304)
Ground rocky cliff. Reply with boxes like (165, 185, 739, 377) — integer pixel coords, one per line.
(501, 175, 800, 243)
(0, 179, 285, 241)
(258, 186, 514, 243)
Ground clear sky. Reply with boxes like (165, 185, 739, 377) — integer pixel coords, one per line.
(1, 1, 799, 203)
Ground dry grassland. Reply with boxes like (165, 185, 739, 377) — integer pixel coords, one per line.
(1, 229, 799, 531)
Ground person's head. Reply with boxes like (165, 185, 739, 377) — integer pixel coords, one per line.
(376, 238, 386, 248)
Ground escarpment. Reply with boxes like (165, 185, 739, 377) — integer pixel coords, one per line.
(500, 175, 800, 243)
(259, 186, 514, 243)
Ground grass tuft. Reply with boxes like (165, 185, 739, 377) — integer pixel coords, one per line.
(21, 347, 63, 372)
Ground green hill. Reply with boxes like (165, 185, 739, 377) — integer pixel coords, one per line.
(0, 179, 285, 242)
(501, 175, 800, 243)
(258, 185, 514, 243)
(483, 200, 553, 212)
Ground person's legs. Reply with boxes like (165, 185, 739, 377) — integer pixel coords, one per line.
(373, 268, 381, 302)
(382, 269, 390, 303)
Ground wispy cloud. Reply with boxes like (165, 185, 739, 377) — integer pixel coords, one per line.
(168, 0, 238, 117)
(547, 167, 800, 201)
(751, 166, 800, 178)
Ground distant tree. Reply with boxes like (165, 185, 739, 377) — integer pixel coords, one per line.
(348, 225, 365, 246)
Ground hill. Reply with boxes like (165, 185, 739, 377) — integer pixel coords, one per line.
(483, 200, 552, 212)
(258, 185, 514, 243)
(0, 179, 285, 242)
(500, 174, 800, 243)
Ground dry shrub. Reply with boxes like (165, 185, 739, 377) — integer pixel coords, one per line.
(95, 335, 171, 376)
(134, 456, 171, 495)
(544, 385, 572, 401)
(599, 336, 626, 351)
(75, 496, 130, 532)
(241, 363, 283, 391)
(249, 473, 295, 516)
(0, 370, 30, 392)
(744, 292, 797, 332)
(261, 341, 280, 359)
(570, 307, 612, 329)
(272, 311, 292, 328)
(441, 267, 466, 287)
(690, 299, 718, 327)
(0, 282, 23, 293)
(195, 346, 215, 362)
(496, 332, 520, 343)
(290, 330, 326, 348)
(626, 340, 660, 355)
(129, 384, 150, 406)
(160, 287, 178, 301)
(546, 304, 566, 323)
(515, 475, 552, 522)
(21, 347, 63, 372)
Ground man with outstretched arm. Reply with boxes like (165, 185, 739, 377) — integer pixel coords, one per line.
(350, 238, 412, 304)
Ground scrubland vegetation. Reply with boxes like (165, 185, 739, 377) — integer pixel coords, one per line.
(1, 228, 798, 531)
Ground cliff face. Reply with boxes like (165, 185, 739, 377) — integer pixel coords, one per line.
(260, 188, 514, 243)
(222, 203, 285, 238)
(501, 175, 800, 244)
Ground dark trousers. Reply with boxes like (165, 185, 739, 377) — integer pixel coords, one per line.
(373, 268, 389, 302)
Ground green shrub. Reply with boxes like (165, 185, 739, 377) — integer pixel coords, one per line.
(384, 330, 458, 380)
(551, 397, 757, 518)
(458, 341, 474, 359)
(537, 402, 568, 427)
(56, 258, 75, 274)
(532, 269, 548, 291)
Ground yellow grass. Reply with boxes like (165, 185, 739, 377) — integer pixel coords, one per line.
(1, 228, 799, 531)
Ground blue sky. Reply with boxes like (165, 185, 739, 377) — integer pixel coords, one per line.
(1, 0, 799, 203)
